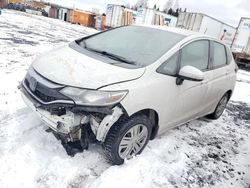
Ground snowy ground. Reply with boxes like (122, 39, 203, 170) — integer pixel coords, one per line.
(0, 10, 249, 188)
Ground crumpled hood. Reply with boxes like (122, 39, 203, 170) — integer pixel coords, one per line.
(32, 45, 145, 89)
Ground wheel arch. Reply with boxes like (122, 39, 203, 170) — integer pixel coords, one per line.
(226, 90, 233, 99)
(128, 108, 159, 140)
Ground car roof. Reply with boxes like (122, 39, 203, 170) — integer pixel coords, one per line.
(133, 24, 216, 39)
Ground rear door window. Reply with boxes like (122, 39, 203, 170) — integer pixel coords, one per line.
(213, 42, 227, 68)
(225, 46, 233, 64)
(180, 40, 209, 71)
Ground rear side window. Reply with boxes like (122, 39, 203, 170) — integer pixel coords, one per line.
(180, 40, 209, 71)
(213, 42, 227, 68)
(226, 46, 233, 63)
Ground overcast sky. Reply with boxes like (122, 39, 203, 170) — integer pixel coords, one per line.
(45, 0, 250, 27)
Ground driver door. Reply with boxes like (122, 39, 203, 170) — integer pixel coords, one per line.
(174, 40, 213, 125)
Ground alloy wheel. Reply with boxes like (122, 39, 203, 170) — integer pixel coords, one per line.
(216, 95, 228, 117)
(118, 124, 148, 159)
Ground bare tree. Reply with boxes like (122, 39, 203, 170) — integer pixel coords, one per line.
(168, 8, 173, 15)
(173, 0, 179, 11)
(136, 0, 149, 8)
(163, 0, 174, 12)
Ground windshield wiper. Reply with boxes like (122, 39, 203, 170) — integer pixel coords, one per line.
(82, 41, 136, 65)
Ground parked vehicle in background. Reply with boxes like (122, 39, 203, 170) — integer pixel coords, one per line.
(105, 5, 177, 28)
(19, 25, 237, 165)
(106, 4, 135, 28)
(176, 12, 236, 47)
(135, 8, 177, 27)
(25, 8, 42, 16)
(231, 17, 250, 67)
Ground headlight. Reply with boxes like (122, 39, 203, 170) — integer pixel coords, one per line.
(60, 87, 128, 106)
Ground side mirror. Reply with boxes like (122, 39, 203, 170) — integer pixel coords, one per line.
(177, 66, 204, 85)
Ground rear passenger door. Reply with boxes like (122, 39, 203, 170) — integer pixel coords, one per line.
(205, 41, 232, 109)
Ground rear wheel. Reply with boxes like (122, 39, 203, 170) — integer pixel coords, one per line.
(104, 115, 152, 165)
(207, 93, 229, 119)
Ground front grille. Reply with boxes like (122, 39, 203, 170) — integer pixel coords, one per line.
(24, 78, 70, 103)
(34, 89, 57, 102)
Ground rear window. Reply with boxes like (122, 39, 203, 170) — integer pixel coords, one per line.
(213, 42, 227, 68)
(79, 26, 185, 67)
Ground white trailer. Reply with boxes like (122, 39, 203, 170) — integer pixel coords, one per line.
(177, 12, 236, 47)
(106, 4, 135, 28)
(135, 8, 177, 27)
(231, 18, 250, 67)
(106, 4, 123, 28)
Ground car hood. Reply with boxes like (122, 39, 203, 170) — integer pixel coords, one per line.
(32, 45, 145, 89)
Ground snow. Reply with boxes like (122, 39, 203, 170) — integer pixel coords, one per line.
(0, 9, 250, 188)
(232, 70, 250, 103)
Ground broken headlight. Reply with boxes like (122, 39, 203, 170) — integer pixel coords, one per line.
(60, 87, 128, 106)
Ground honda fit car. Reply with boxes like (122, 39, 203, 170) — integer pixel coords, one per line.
(19, 25, 237, 165)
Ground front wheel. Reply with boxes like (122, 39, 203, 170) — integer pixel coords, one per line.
(104, 115, 152, 165)
(207, 93, 229, 119)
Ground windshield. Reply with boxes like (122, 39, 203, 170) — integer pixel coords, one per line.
(78, 26, 185, 67)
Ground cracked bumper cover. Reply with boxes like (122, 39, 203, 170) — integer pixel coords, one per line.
(20, 85, 83, 137)
(19, 82, 124, 142)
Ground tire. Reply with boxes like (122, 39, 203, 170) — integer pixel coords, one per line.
(104, 115, 152, 165)
(207, 93, 229, 120)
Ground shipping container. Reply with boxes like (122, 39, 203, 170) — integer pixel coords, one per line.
(135, 8, 154, 25)
(106, 4, 135, 28)
(106, 4, 123, 28)
(68, 9, 95, 28)
(155, 11, 177, 27)
(135, 8, 177, 27)
(8, 0, 22, 4)
(122, 9, 134, 26)
(231, 17, 250, 67)
(177, 12, 236, 46)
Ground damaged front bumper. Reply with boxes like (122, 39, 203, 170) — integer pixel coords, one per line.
(19, 80, 124, 143)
